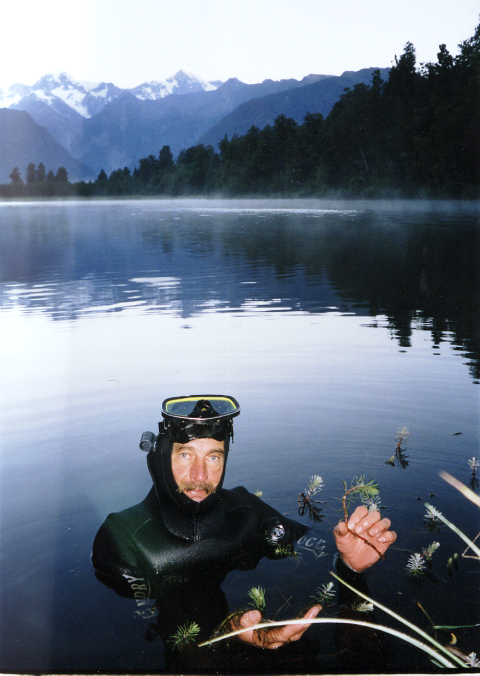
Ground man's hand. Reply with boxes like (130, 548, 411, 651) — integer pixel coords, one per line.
(232, 605, 321, 649)
(334, 506, 396, 573)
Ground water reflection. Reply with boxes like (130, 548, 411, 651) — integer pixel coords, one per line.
(0, 201, 478, 379)
(0, 200, 479, 674)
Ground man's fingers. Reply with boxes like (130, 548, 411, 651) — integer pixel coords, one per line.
(280, 605, 322, 640)
(347, 505, 369, 527)
(260, 605, 322, 648)
(334, 519, 352, 537)
(305, 604, 322, 617)
(239, 609, 261, 628)
(377, 529, 397, 544)
(235, 607, 322, 649)
(288, 605, 322, 642)
(349, 510, 382, 534)
(364, 518, 395, 543)
(336, 506, 378, 536)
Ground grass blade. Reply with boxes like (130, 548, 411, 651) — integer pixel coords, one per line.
(439, 471, 480, 509)
(427, 507, 480, 559)
(331, 571, 466, 668)
(199, 617, 458, 667)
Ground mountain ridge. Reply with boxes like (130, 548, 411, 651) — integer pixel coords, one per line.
(0, 108, 92, 183)
(200, 68, 390, 147)
(0, 67, 390, 181)
(0, 70, 224, 119)
(69, 73, 336, 174)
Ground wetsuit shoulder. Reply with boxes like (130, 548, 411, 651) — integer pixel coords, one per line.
(92, 488, 164, 576)
(222, 486, 308, 554)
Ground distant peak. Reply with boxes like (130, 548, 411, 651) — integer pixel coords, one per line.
(37, 71, 73, 82)
(31, 71, 79, 91)
(301, 73, 333, 84)
(172, 70, 196, 80)
(222, 77, 244, 86)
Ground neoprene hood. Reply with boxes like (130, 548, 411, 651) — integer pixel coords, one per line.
(140, 395, 241, 540)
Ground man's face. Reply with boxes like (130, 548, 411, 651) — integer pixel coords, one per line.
(171, 437, 225, 502)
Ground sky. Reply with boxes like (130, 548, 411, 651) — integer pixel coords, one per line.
(1, 0, 479, 89)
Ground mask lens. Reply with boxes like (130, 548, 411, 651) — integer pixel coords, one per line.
(163, 396, 239, 419)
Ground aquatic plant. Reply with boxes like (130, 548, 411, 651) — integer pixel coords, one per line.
(169, 621, 200, 650)
(465, 652, 480, 667)
(468, 457, 479, 473)
(351, 601, 374, 613)
(425, 507, 480, 559)
(361, 494, 382, 513)
(298, 474, 325, 522)
(312, 581, 335, 606)
(201, 471, 478, 668)
(385, 426, 411, 468)
(396, 426, 410, 451)
(424, 503, 442, 523)
(199, 605, 466, 668)
(406, 553, 426, 577)
(248, 587, 266, 612)
(306, 474, 324, 496)
(421, 541, 440, 561)
(342, 475, 380, 511)
(274, 544, 300, 558)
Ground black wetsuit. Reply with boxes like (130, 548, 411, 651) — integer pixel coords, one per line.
(92, 484, 307, 599)
(91, 429, 400, 673)
(92, 481, 309, 672)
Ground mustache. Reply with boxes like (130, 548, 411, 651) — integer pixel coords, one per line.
(177, 481, 216, 496)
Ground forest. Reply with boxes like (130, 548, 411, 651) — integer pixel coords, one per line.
(2, 22, 479, 200)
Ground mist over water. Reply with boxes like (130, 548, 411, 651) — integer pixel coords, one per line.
(0, 198, 478, 673)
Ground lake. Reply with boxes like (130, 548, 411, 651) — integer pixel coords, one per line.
(0, 198, 479, 673)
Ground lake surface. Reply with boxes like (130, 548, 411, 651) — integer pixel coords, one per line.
(0, 198, 479, 673)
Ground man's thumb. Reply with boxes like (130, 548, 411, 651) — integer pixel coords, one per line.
(239, 609, 262, 628)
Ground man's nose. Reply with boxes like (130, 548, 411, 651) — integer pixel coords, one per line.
(190, 456, 207, 482)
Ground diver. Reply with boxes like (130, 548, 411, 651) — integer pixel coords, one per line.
(92, 394, 396, 664)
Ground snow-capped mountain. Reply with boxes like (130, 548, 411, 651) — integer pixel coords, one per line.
(130, 71, 223, 100)
(0, 66, 389, 183)
(0, 72, 119, 118)
(0, 70, 223, 119)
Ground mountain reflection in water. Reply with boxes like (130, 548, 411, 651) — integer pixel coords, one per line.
(0, 200, 478, 379)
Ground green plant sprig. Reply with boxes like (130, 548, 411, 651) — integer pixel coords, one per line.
(169, 621, 201, 651)
(312, 581, 335, 606)
(247, 586, 266, 612)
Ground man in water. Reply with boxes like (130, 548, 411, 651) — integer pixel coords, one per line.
(92, 394, 396, 657)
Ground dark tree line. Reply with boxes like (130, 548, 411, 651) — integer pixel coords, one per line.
(85, 25, 478, 199)
(0, 163, 73, 197)
(2, 23, 479, 200)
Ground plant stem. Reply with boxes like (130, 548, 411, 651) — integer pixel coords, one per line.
(198, 617, 458, 667)
(430, 508, 480, 559)
(439, 471, 480, 509)
(331, 572, 466, 668)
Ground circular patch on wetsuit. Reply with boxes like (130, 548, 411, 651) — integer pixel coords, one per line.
(268, 524, 286, 543)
